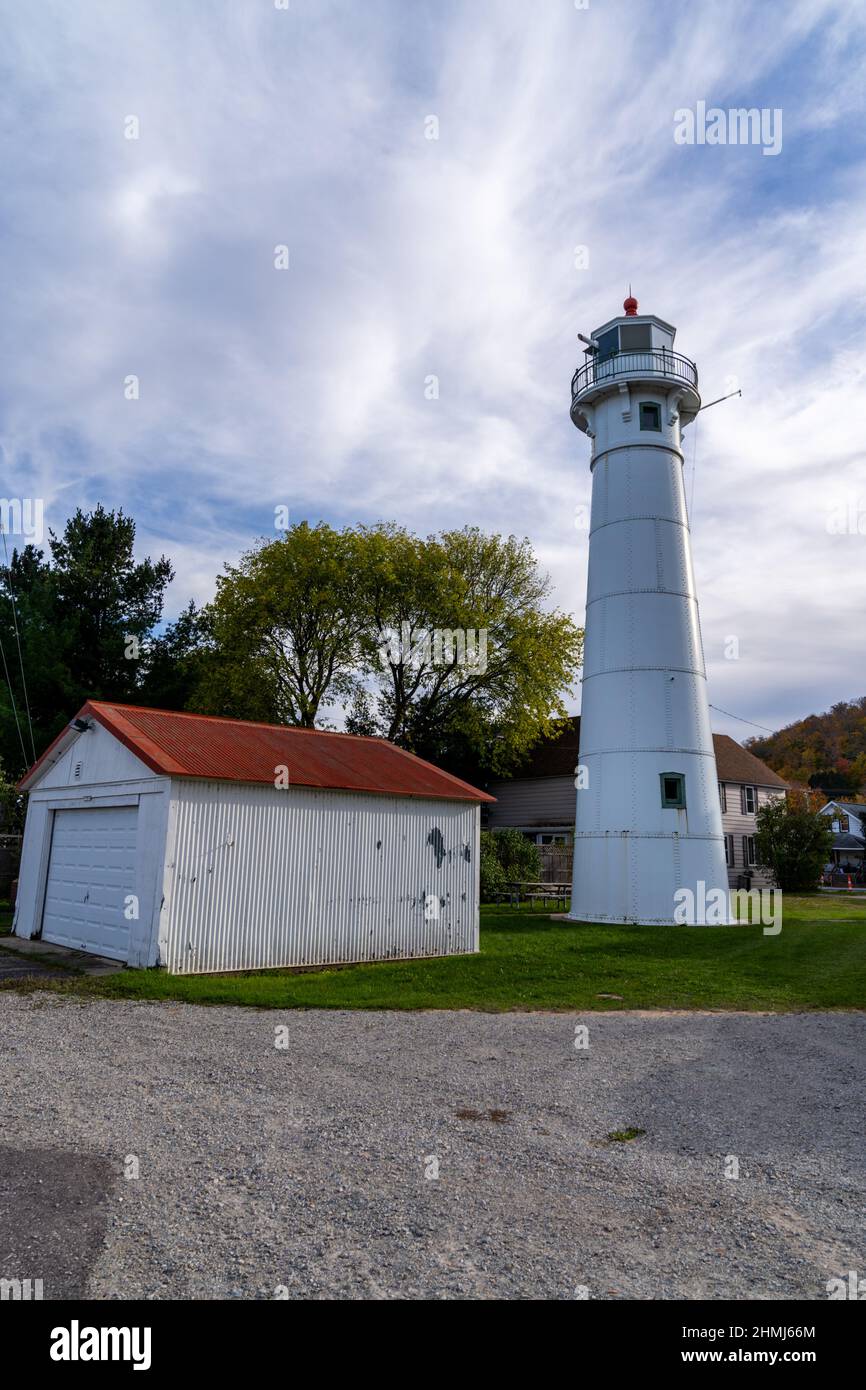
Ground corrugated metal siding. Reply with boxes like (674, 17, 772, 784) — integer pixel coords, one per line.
(161, 780, 479, 974)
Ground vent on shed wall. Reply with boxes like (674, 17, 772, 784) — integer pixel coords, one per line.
(73, 761, 83, 780)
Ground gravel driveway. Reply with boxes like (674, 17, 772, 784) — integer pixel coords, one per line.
(0, 994, 863, 1300)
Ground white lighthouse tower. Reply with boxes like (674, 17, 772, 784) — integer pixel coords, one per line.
(569, 294, 728, 925)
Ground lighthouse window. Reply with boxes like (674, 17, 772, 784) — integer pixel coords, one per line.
(619, 323, 652, 352)
(660, 773, 686, 808)
(639, 402, 661, 431)
(596, 327, 620, 362)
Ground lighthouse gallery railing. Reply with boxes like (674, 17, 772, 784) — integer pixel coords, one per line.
(571, 348, 698, 402)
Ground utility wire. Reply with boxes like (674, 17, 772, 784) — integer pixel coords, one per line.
(709, 703, 778, 737)
(0, 525, 37, 763)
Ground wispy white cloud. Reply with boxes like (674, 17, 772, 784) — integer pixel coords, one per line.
(1, 0, 865, 735)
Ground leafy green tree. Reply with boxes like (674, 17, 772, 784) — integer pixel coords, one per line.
(754, 790, 835, 892)
(0, 507, 173, 773)
(0, 509, 582, 788)
(0, 543, 71, 769)
(0, 760, 26, 834)
(139, 601, 213, 712)
(347, 524, 582, 775)
(49, 506, 173, 699)
(192, 523, 366, 726)
(196, 522, 582, 774)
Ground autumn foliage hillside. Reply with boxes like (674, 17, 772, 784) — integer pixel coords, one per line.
(747, 697, 866, 793)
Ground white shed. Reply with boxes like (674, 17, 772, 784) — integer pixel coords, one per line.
(14, 702, 492, 974)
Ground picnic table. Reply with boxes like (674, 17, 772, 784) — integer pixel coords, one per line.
(494, 881, 571, 910)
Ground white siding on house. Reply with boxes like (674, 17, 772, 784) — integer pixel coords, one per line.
(486, 775, 575, 831)
(819, 802, 865, 838)
(159, 780, 479, 974)
(719, 782, 783, 889)
(487, 769, 787, 894)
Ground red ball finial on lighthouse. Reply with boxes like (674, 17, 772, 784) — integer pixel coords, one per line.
(623, 287, 638, 316)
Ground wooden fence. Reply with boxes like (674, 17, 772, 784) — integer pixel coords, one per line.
(536, 844, 573, 884)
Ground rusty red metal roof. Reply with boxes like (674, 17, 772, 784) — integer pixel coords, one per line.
(22, 701, 495, 803)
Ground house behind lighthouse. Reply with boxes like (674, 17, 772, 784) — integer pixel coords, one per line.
(567, 296, 729, 925)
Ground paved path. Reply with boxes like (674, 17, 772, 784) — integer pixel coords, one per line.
(0, 935, 121, 981)
(0, 995, 863, 1300)
(0, 952, 55, 981)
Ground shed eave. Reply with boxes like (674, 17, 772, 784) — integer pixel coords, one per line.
(166, 770, 495, 803)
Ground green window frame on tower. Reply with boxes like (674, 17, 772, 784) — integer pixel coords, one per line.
(639, 401, 662, 431)
(660, 772, 686, 808)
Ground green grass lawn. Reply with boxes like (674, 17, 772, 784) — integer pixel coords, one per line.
(27, 893, 866, 1012)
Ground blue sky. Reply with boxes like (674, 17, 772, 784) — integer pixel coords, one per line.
(2, 0, 865, 740)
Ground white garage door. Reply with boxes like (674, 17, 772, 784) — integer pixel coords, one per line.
(41, 806, 138, 961)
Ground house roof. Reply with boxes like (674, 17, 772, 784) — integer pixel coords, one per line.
(504, 716, 789, 788)
(20, 701, 495, 803)
(515, 718, 582, 779)
(833, 802, 866, 818)
(832, 833, 866, 851)
(710, 734, 789, 789)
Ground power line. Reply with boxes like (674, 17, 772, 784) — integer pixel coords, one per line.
(0, 525, 37, 763)
(709, 703, 778, 737)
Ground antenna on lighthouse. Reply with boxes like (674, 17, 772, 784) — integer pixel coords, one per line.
(698, 387, 743, 412)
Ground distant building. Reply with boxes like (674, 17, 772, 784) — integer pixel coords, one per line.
(816, 800, 866, 878)
(713, 736, 789, 888)
(484, 717, 788, 890)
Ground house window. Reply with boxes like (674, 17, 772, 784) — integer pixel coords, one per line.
(741, 785, 757, 815)
(639, 402, 661, 431)
(724, 834, 735, 866)
(838, 813, 849, 832)
(743, 836, 756, 867)
(719, 782, 727, 813)
(537, 833, 568, 846)
(660, 772, 686, 808)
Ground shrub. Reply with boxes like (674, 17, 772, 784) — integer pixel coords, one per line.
(479, 832, 507, 900)
(754, 789, 835, 892)
(479, 828, 541, 900)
